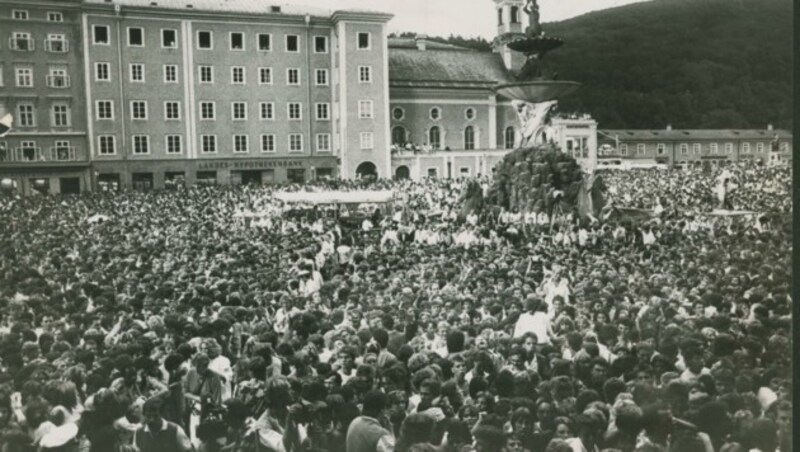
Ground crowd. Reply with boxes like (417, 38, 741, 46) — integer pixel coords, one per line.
(0, 161, 791, 452)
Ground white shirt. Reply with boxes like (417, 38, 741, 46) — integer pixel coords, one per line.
(337, 245, 352, 264)
(208, 355, 233, 401)
(545, 277, 571, 307)
(426, 230, 440, 246)
(537, 212, 550, 225)
(381, 229, 399, 246)
(513, 312, 551, 344)
(679, 367, 710, 382)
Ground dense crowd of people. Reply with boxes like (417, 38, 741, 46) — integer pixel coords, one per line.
(0, 162, 791, 452)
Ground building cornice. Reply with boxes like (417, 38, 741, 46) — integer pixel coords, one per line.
(81, 3, 333, 25)
(390, 80, 496, 90)
(330, 10, 393, 24)
(1, 0, 83, 10)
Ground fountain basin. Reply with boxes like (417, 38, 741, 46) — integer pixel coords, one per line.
(494, 81, 581, 103)
(507, 36, 564, 55)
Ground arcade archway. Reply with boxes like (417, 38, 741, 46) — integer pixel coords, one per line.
(355, 161, 378, 179)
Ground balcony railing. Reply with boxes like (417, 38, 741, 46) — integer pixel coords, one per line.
(6, 147, 44, 162)
(9, 37, 34, 51)
(0, 146, 81, 163)
(44, 39, 69, 53)
(50, 146, 77, 161)
(46, 75, 71, 88)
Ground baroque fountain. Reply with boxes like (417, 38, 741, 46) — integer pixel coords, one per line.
(494, 0, 581, 147)
(460, 1, 605, 221)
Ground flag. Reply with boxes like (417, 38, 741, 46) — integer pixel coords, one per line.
(0, 114, 12, 137)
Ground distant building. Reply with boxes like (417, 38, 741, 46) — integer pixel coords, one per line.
(388, 35, 519, 180)
(598, 125, 793, 169)
(0, 0, 91, 195)
(0, 0, 790, 194)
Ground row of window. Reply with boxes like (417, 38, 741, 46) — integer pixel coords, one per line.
(614, 142, 783, 156)
(92, 100, 375, 121)
(91, 63, 371, 85)
(93, 132, 365, 155)
(11, 103, 71, 128)
(3, 65, 71, 88)
(10, 10, 63, 22)
(92, 26, 372, 52)
(392, 125, 481, 150)
(393, 125, 520, 150)
(7, 33, 69, 52)
(392, 106, 477, 122)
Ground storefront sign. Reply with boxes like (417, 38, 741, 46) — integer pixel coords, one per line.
(198, 160, 305, 170)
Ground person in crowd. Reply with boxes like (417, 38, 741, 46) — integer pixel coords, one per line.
(346, 390, 395, 452)
(132, 397, 193, 452)
(0, 162, 790, 452)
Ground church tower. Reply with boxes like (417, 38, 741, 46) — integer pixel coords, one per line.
(493, 0, 528, 74)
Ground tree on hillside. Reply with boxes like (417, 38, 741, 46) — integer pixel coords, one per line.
(392, 0, 792, 129)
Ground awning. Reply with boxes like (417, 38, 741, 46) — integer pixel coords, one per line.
(274, 190, 394, 205)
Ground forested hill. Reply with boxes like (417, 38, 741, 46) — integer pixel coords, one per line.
(393, 0, 792, 129)
(543, 0, 792, 129)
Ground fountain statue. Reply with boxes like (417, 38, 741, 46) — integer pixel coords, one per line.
(494, 0, 580, 147)
(523, 0, 542, 36)
(513, 100, 557, 148)
(468, 1, 606, 222)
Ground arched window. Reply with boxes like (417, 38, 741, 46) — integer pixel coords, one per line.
(429, 126, 441, 149)
(392, 126, 407, 146)
(464, 126, 475, 150)
(510, 6, 519, 24)
(504, 126, 516, 149)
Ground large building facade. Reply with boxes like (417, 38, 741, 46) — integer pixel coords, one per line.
(0, 0, 91, 195)
(80, 0, 391, 191)
(1, 0, 392, 193)
(0, 0, 793, 194)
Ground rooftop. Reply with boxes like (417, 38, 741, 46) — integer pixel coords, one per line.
(388, 38, 471, 51)
(599, 129, 792, 141)
(389, 43, 512, 89)
(82, 0, 390, 19)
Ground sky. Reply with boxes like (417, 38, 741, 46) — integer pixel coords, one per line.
(295, 0, 649, 39)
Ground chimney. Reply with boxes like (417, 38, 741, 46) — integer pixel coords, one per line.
(666, 124, 672, 131)
(767, 124, 773, 131)
(415, 34, 427, 51)
(270, 5, 281, 13)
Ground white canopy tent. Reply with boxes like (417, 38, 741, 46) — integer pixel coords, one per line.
(273, 190, 394, 205)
